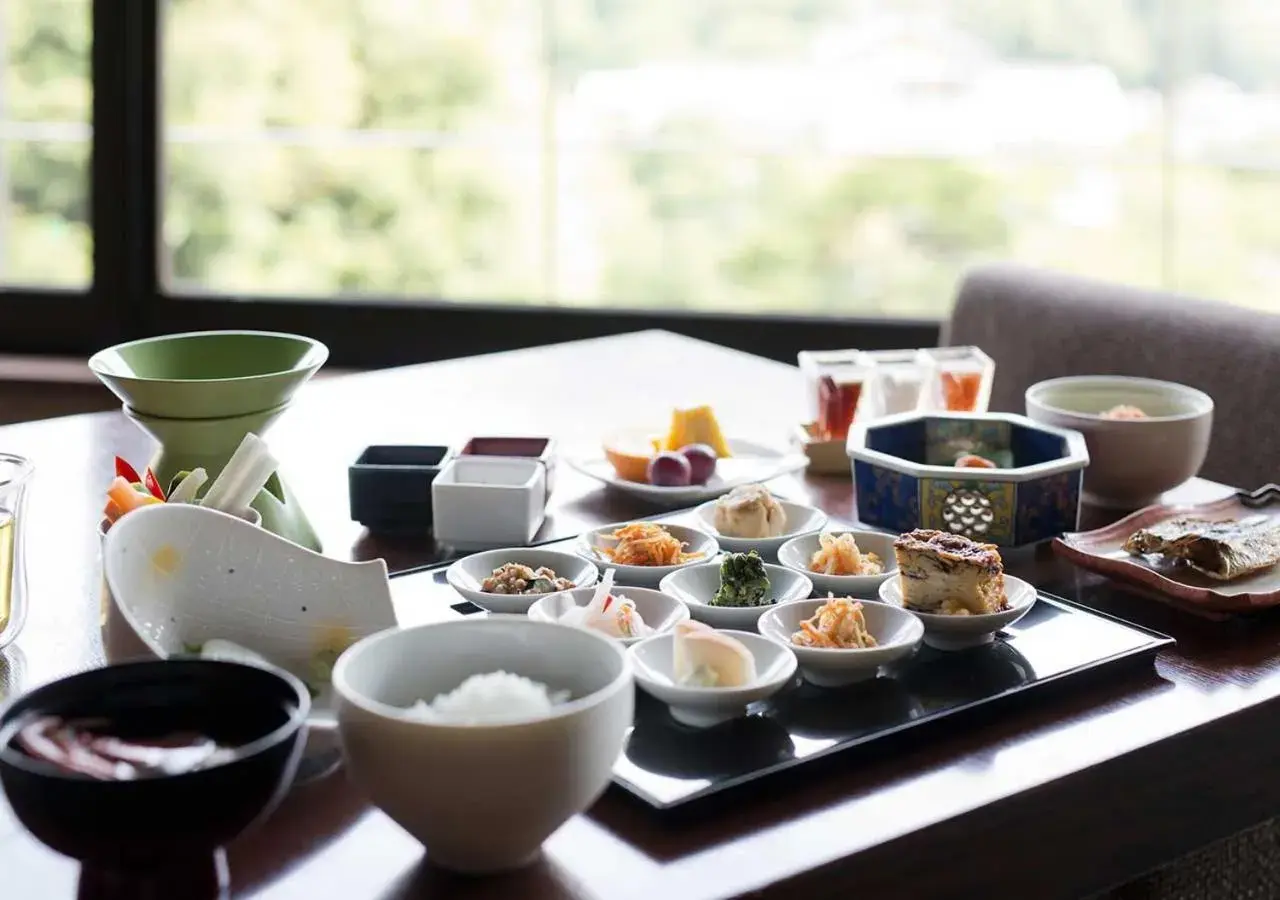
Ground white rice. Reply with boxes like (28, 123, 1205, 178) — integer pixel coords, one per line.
(406, 671, 570, 725)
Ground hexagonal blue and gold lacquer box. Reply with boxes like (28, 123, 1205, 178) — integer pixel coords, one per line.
(847, 412, 1090, 547)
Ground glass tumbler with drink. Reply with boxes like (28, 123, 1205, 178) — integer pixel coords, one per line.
(0, 454, 32, 652)
(918, 347, 995, 414)
(798, 350, 872, 442)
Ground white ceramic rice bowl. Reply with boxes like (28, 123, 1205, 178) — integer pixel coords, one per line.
(332, 617, 633, 874)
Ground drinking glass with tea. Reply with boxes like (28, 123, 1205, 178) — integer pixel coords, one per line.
(0, 454, 32, 652)
(919, 347, 995, 413)
(797, 350, 856, 426)
(798, 351, 871, 442)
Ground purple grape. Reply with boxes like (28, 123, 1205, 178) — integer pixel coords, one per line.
(647, 452, 693, 487)
(679, 444, 718, 485)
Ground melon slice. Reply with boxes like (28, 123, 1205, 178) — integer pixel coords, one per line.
(662, 406, 732, 458)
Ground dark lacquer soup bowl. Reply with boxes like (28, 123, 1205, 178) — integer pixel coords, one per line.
(0, 658, 309, 870)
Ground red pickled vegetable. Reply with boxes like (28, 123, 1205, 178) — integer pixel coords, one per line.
(114, 456, 142, 484)
(143, 469, 166, 500)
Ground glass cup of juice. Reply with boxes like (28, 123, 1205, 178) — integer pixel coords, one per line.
(0, 454, 32, 652)
(798, 351, 871, 442)
(918, 346, 995, 413)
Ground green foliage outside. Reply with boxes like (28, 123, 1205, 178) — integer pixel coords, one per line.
(3, 0, 1280, 316)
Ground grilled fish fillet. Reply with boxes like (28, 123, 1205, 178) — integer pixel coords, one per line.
(1123, 516, 1280, 581)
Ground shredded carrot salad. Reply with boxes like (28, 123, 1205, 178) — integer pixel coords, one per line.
(792, 596, 878, 649)
(599, 523, 703, 567)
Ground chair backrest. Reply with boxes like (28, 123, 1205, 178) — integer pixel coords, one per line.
(943, 263, 1280, 490)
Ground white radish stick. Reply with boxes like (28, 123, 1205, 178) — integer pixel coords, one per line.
(201, 433, 278, 516)
(562, 568, 615, 628)
(167, 467, 208, 504)
(585, 568, 616, 617)
(201, 433, 270, 512)
(220, 453, 278, 520)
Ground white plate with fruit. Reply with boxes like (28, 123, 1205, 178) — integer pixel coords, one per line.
(568, 406, 809, 506)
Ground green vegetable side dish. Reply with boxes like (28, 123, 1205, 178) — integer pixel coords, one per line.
(711, 551, 772, 608)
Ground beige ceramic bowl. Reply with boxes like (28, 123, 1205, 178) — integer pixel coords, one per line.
(1025, 376, 1213, 510)
(332, 617, 633, 874)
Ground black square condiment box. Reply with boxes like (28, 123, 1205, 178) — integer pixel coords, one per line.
(348, 445, 453, 534)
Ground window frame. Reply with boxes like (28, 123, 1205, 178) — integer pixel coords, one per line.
(0, 0, 941, 368)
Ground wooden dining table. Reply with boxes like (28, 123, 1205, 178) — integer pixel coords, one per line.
(0, 329, 1275, 900)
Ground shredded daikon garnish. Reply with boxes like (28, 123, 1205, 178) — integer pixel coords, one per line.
(807, 533, 883, 576)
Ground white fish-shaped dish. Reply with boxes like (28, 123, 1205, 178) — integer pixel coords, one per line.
(102, 503, 398, 727)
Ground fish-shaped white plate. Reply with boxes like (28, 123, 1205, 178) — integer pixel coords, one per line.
(103, 503, 397, 726)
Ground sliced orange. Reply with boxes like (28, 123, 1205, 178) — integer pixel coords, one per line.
(603, 429, 662, 483)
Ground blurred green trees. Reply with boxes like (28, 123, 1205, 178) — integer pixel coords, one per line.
(3, 0, 91, 285)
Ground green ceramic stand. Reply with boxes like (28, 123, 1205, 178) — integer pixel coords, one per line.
(89, 330, 329, 552)
(124, 403, 322, 553)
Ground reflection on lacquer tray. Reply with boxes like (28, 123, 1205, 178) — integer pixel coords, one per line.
(769, 676, 922, 740)
(374, 854, 578, 900)
(1006, 599, 1157, 676)
(895, 642, 1036, 713)
(620, 694, 795, 788)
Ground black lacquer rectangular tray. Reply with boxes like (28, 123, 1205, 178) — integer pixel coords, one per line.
(391, 510, 1174, 813)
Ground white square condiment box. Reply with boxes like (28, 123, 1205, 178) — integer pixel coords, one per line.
(432, 457, 546, 551)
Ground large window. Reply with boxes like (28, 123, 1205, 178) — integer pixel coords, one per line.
(2, 2, 1279, 364)
(1, 0, 91, 288)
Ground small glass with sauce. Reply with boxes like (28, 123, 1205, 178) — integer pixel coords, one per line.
(0, 454, 32, 652)
(918, 346, 995, 414)
(798, 350, 872, 442)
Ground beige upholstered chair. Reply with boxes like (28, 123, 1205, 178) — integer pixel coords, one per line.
(942, 263, 1280, 492)
(946, 263, 1280, 900)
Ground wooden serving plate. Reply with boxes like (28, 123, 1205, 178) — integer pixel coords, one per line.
(1053, 491, 1280, 615)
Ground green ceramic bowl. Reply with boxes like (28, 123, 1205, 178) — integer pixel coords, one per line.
(89, 331, 328, 419)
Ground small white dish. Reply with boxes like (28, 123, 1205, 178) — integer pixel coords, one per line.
(878, 574, 1038, 651)
(628, 630, 796, 728)
(659, 560, 813, 630)
(432, 457, 547, 551)
(528, 586, 689, 646)
(445, 548, 600, 614)
(567, 438, 809, 507)
(777, 530, 898, 598)
(577, 522, 719, 588)
(758, 598, 923, 687)
(691, 497, 828, 557)
(333, 616, 632, 874)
